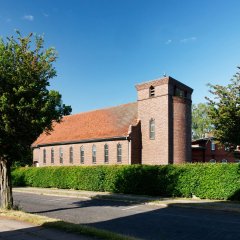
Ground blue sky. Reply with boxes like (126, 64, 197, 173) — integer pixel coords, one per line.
(1, 0, 240, 113)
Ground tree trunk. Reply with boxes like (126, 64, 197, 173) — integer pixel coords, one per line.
(0, 158, 13, 209)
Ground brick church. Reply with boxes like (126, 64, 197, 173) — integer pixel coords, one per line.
(32, 76, 193, 166)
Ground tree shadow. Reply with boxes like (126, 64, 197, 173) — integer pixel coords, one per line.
(83, 200, 240, 240)
(3, 200, 240, 240)
(0, 221, 90, 240)
(16, 192, 240, 240)
(28, 197, 144, 214)
(228, 189, 240, 201)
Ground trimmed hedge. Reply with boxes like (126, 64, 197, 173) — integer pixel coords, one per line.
(12, 163, 240, 200)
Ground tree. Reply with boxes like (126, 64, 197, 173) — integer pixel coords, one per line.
(192, 103, 213, 140)
(206, 68, 240, 149)
(0, 32, 71, 209)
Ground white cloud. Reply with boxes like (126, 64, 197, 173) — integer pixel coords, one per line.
(165, 39, 172, 45)
(180, 37, 197, 43)
(23, 15, 34, 21)
(43, 13, 49, 17)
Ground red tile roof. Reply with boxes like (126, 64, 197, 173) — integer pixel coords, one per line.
(32, 102, 138, 147)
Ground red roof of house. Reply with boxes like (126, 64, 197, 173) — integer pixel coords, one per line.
(32, 102, 138, 147)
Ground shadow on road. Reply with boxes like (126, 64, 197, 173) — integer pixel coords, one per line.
(0, 225, 44, 240)
(0, 222, 92, 240)
(29, 197, 141, 214)
(12, 191, 240, 240)
(27, 198, 240, 240)
(82, 200, 240, 240)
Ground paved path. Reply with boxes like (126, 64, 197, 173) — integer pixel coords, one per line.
(13, 191, 240, 240)
(0, 217, 94, 240)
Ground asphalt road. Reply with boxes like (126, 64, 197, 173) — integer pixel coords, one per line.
(13, 192, 240, 240)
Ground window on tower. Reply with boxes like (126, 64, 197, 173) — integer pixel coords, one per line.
(149, 86, 155, 97)
(174, 86, 187, 98)
(149, 118, 155, 140)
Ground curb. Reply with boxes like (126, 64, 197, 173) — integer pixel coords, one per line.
(13, 187, 240, 214)
(13, 187, 163, 202)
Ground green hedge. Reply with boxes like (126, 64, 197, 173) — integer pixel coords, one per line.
(12, 163, 240, 200)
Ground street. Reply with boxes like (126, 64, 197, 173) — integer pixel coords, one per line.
(11, 192, 240, 240)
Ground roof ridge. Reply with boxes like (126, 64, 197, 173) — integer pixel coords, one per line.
(64, 102, 137, 118)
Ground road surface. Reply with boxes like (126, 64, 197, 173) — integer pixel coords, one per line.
(13, 192, 240, 240)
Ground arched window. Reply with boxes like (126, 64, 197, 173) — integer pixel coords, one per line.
(211, 140, 215, 151)
(51, 148, 54, 164)
(117, 143, 122, 163)
(80, 146, 84, 164)
(92, 145, 96, 163)
(149, 86, 155, 97)
(221, 159, 228, 164)
(59, 147, 63, 164)
(104, 144, 109, 163)
(149, 119, 155, 139)
(69, 146, 73, 163)
(43, 149, 46, 164)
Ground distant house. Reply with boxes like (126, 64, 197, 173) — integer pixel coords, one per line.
(32, 76, 193, 166)
(192, 138, 240, 163)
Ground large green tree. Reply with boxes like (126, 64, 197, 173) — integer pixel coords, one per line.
(0, 32, 71, 209)
(206, 68, 240, 148)
(192, 103, 213, 140)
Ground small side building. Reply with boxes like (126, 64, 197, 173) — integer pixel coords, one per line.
(32, 76, 193, 166)
(192, 138, 240, 163)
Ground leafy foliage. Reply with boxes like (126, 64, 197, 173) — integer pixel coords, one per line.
(0, 32, 71, 164)
(0, 32, 71, 209)
(206, 68, 240, 148)
(192, 103, 213, 140)
(12, 164, 240, 200)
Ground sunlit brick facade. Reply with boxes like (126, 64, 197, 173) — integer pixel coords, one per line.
(32, 76, 193, 166)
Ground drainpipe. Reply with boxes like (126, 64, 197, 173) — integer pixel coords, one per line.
(127, 137, 131, 165)
(127, 124, 132, 165)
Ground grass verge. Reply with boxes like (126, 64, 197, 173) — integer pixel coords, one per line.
(0, 209, 140, 240)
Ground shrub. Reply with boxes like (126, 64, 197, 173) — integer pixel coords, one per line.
(12, 163, 240, 200)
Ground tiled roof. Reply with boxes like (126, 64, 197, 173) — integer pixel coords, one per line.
(32, 102, 138, 147)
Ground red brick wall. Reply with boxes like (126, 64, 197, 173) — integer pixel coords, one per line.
(137, 83, 170, 165)
(192, 148, 205, 162)
(205, 141, 236, 163)
(192, 140, 239, 163)
(172, 97, 192, 163)
(136, 77, 192, 165)
(34, 139, 130, 167)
